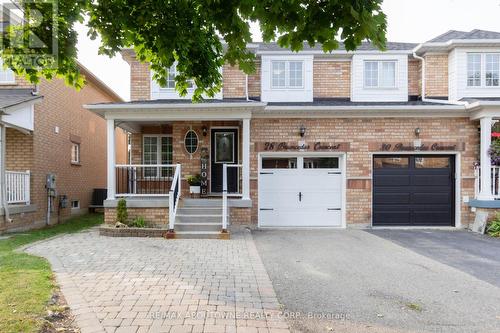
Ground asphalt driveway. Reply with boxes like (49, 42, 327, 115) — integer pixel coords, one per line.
(253, 229, 500, 333)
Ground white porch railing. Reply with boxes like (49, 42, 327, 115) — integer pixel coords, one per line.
(474, 166, 500, 199)
(115, 164, 177, 197)
(6, 170, 30, 204)
(222, 164, 243, 231)
(168, 164, 181, 231)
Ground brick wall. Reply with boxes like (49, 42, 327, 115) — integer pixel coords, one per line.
(104, 207, 169, 227)
(248, 60, 261, 99)
(313, 60, 351, 99)
(425, 54, 448, 97)
(122, 49, 150, 100)
(408, 59, 421, 97)
(1, 75, 126, 231)
(223, 64, 246, 98)
(250, 117, 478, 226)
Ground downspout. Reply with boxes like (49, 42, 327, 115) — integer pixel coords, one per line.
(0, 122, 11, 223)
(412, 45, 468, 106)
(245, 74, 249, 101)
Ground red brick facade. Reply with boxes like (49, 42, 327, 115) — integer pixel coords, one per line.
(1, 72, 127, 232)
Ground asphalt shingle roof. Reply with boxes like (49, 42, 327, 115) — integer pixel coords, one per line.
(255, 41, 417, 52)
(0, 89, 41, 109)
(427, 29, 500, 43)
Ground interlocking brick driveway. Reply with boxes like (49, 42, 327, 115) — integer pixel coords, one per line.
(25, 228, 290, 333)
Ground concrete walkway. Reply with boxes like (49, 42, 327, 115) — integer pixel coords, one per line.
(25, 228, 289, 333)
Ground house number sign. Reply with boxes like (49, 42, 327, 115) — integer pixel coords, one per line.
(380, 142, 458, 152)
(262, 142, 349, 151)
(200, 147, 209, 196)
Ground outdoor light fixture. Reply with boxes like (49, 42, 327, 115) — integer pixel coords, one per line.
(414, 127, 421, 138)
(299, 125, 306, 137)
(202, 126, 208, 136)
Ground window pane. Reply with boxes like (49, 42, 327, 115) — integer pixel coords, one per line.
(364, 61, 378, 87)
(0, 59, 15, 83)
(143, 137, 158, 177)
(486, 54, 500, 87)
(303, 157, 339, 169)
(380, 62, 396, 87)
(272, 61, 286, 88)
(288, 61, 303, 87)
(184, 130, 198, 154)
(415, 157, 450, 168)
(166, 66, 176, 89)
(467, 54, 481, 87)
(262, 158, 297, 169)
(374, 157, 409, 168)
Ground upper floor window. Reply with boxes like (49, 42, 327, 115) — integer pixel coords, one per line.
(364, 61, 396, 88)
(271, 60, 303, 89)
(467, 53, 500, 87)
(161, 65, 194, 90)
(0, 59, 15, 84)
(71, 143, 80, 164)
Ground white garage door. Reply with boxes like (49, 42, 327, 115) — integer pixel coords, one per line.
(258, 156, 343, 227)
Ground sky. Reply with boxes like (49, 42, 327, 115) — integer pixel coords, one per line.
(76, 0, 500, 101)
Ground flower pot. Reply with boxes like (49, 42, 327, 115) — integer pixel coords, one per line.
(190, 185, 201, 194)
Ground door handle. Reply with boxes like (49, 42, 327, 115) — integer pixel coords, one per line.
(298, 191, 302, 202)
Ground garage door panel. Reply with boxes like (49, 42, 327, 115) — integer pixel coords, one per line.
(412, 192, 451, 204)
(373, 211, 411, 225)
(411, 175, 451, 186)
(259, 157, 343, 228)
(373, 192, 410, 204)
(373, 175, 410, 186)
(373, 155, 454, 227)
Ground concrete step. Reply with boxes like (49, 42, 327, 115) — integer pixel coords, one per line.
(174, 231, 228, 239)
(175, 222, 221, 232)
(176, 214, 223, 223)
(182, 199, 223, 207)
(176, 207, 222, 215)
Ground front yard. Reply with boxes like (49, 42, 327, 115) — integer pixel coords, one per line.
(0, 214, 103, 333)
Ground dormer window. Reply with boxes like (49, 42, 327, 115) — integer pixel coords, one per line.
(162, 65, 194, 90)
(0, 59, 15, 84)
(364, 61, 396, 88)
(467, 53, 500, 87)
(271, 60, 304, 89)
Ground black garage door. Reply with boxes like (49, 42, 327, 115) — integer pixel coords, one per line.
(373, 155, 455, 226)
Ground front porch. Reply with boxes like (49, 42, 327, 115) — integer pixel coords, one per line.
(90, 101, 263, 237)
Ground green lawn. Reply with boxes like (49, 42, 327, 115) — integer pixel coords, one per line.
(0, 214, 103, 333)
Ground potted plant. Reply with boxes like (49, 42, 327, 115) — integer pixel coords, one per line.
(187, 174, 202, 195)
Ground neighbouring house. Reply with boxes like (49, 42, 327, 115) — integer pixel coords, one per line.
(86, 29, 500, 237)
(0, 63, 128, 233)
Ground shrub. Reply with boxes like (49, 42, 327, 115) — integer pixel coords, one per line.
(116, 198, 128, 224)
(487, 216, 500, 237)
(186, 174, 201, 186)
(130, 216, 147, 228)
(489, 140, 500, 165)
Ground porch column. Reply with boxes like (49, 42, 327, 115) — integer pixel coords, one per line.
(242, 118, 251, 200)
(107, 119, 116, 200)
(478, 116, 493, 200)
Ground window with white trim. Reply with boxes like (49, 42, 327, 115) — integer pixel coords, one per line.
(0, 59, 15, 83)
(271, 60, 304, 89)
(143, 135, 173, 177)
(364, 60, 396, 88)
(71, 143, 80, 164)
(161, 65, 194, 90)
(71, 200, 80, 209)
(467, 53, 500, 87)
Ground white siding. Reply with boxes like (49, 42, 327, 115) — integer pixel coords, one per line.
(261, 55, 313, 102)
(150, 70, 223, 100)
(451, 47, 500, 101)
(351, 54, 408, 102)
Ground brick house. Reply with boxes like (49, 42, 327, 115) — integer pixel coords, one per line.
(87, 29, 500, 237)
(0, 63, 127, 232)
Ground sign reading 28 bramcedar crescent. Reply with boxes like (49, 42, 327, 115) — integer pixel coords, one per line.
(261, 142, 349, 151)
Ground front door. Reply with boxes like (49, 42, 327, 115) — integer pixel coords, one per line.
(210, 128, 239, 193)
